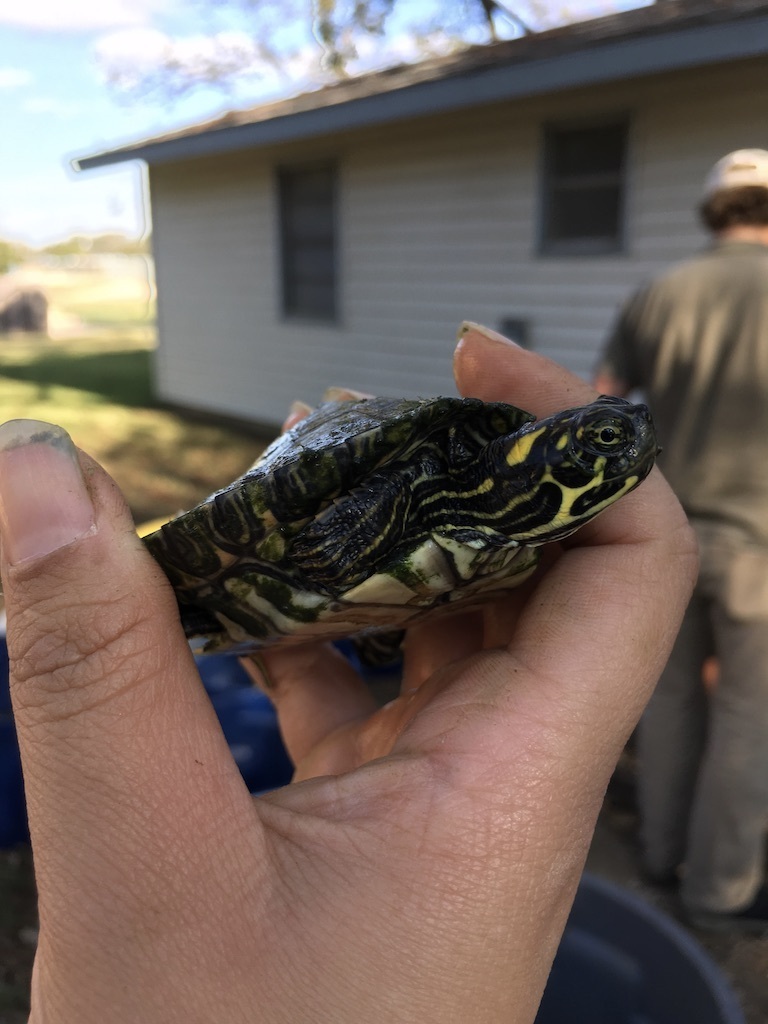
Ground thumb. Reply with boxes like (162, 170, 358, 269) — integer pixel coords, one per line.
(0, 421, 257, 951)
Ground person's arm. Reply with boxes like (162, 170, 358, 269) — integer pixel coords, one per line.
(0, 323, 697, 1024)
(594, 288, 650, 397)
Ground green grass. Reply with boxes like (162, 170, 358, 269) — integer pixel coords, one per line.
(3, 255, 156, 343)
(0, 335, 269, 525)
(0, 346, 153, 406)
(66, 299, 156, 326)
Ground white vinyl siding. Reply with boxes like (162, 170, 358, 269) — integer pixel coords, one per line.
(148, 56, 767, 429)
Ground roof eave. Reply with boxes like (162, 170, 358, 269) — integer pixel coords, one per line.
(74, 14, 768, 171)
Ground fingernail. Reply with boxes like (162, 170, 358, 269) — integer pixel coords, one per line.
(282, 401, 314, 433)
(289, 400, 313, 419)
(0, 421, 95, 565)
(322, 386, 371, 402)
(457, 321, 521, 347)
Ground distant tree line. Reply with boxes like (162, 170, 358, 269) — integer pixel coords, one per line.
(40, 234, 153, 258)
(0, 239, 34, 275)
(0, 233, 152, 273)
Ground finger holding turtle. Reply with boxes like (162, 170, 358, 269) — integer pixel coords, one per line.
(281, 386, 371, 433)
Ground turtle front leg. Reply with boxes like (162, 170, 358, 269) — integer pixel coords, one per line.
(289, 470, 414, 591)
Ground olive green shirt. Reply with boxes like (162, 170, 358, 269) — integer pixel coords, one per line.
(599, 240, 768, 547)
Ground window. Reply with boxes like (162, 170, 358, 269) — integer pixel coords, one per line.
(278, 163, 337, 320)
(540, 120, 628, 255)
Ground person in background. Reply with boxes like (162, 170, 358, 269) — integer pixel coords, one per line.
(595, 149, 768, 933)
(0, 325, 695, 1023)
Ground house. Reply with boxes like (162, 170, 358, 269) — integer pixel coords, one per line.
(76, 0, 768, 430)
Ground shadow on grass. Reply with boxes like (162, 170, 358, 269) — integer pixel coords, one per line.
(0, 349, 153, 407)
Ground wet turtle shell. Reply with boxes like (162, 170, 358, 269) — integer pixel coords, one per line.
(144, 394, 657, 655)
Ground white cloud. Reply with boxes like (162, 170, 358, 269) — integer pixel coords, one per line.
(94, 27, 319, 94)
(0, 67, 33, 89)
(347, 30, 455, 72)
(92, 28, 172, 88)
(0, 0, 168, 32)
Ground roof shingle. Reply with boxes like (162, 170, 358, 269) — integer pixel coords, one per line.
(75, 0, 768, 170)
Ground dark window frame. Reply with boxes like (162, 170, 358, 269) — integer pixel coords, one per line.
(277, 161, 338, 322)
(538, 116, 630, 257)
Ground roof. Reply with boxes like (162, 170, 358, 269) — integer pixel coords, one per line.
(75, 0, 768, 171)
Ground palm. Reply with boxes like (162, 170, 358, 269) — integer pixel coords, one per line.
(249, 557, 552, 786)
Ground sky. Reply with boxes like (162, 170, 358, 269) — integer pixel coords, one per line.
(0, 0, 645, 247)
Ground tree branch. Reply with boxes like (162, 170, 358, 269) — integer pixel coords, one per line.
(481, 0, 532, 36)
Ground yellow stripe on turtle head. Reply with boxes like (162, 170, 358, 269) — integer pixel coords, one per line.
(504, 426, 544, 467)
(548, 470, 640, 533)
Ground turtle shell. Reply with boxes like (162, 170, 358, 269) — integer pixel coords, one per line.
(143, 394, 657, 653)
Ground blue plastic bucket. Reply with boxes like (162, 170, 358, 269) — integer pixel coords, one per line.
(536, 872, 745, 1024)
(0, 639, 295, 849)
(194, 653, 293, 792)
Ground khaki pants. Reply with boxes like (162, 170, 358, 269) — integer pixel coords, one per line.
(638, 522, 768, 913)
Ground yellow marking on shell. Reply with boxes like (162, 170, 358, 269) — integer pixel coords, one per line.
(555, 433, 569, 451)
(344, 535, 501, 605)
(407, 538, 454, 590)
(433, 533, 488, 581)
(257, 531, 286, 562)
(225, 577, 327, 614)
(344, 574, 418, 606)
(224, 577, 327, 633)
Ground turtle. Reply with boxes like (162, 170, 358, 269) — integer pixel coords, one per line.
(143, 393, 658, 658)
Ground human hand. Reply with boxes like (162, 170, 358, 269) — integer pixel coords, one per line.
(0, 325, 697, 1024)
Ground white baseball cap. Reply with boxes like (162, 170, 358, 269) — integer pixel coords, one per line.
(703, 149, 768, 198)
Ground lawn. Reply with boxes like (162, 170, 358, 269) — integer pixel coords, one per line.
(0, 333, 269, 525)
(1, 256, 270, 524)
(5, 255, 156, 335)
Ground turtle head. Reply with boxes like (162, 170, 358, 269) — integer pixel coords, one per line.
(487, 395, 658, 543)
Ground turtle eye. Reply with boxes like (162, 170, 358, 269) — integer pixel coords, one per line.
(584, 417, 629, 454)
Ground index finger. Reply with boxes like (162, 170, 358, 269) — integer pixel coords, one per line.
(400, 324, 698, 772)
(455, 321, 597, 415)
